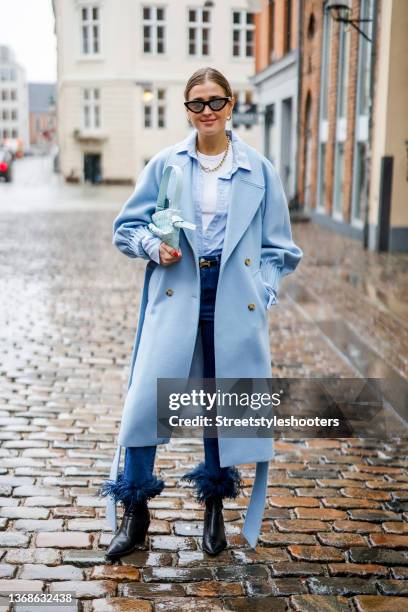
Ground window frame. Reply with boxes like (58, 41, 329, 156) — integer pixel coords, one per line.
(316, 3, 333, 212)
(231, 8, 255, 59)
(79, 2, 102, 58)
(143, 86, 166, 130)
(350, 0, 374, 227)
(187, 6, 212, 58)
(332, 20, 350, 221)
(82, 87, 101, 130)
(142, 5, 167, 55)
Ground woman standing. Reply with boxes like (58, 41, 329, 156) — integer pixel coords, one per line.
(99, 67, 303, 560)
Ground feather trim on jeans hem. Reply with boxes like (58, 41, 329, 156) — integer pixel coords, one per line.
(98, 471, 164, 508)
(181, 462, 242, 502)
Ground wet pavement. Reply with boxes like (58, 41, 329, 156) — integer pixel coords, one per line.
(0, 156, 407, 611)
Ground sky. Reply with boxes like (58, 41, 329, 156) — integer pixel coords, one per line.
(0, 0, 56, 82)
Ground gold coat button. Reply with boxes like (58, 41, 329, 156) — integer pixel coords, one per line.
(165, 288, 174, 296)
(244, 258, 251, 266)
(248, 303, 256, 311)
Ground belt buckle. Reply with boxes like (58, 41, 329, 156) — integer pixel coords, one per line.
(199, 258, 211, 268)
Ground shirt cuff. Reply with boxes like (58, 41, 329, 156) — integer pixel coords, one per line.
(263, 282, 278, 309)
(260, 262, 281, 293)
(140, 233, 162, 264)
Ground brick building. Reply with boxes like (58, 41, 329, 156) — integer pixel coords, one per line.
(297, 0, 408, 252)
(249, 0, 408, 250)
(250, 0, 299, 203)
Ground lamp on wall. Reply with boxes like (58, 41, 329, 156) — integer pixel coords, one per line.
(142, 89, 154, 103)
(326, 0, 373, 42)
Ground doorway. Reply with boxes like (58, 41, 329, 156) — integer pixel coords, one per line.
(84, 153, 102, 184)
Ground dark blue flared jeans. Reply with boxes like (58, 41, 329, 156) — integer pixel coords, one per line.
(100, 255, 241, 510)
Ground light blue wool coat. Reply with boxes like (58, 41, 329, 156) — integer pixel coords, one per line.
(106, 128, 303, 548)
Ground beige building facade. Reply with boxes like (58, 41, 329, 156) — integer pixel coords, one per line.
(52, 0, 262, 184)
(0, 45, 29, 155)
(368, 0, 408, 251)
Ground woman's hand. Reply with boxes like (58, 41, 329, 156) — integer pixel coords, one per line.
(159, 242, 182, 266)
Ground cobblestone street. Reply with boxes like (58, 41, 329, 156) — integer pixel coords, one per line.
(0, 157, 408, 611)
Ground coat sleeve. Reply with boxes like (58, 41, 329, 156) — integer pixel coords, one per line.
(259, 159, 303, 299)
(112, 148, 171, 260)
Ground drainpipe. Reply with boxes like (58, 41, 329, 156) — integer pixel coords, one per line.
(363, 0, 378, 250)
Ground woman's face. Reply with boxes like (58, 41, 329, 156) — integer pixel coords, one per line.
(185, 80, 235, 137)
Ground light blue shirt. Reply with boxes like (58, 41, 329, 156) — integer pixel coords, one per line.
(139, 128, 278, 308)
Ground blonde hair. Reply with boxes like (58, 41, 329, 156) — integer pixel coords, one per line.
(184, 67, 233, 101)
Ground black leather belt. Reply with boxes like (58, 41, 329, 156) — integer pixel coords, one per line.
(199, 255, 221, 268)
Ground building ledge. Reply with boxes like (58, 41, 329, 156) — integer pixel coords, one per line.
(73, 129, 108, 143)
(249, 50, 297, 86)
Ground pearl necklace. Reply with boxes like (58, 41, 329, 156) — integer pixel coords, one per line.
(196, 135, 231, 173)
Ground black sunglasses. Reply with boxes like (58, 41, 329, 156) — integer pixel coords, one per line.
(184, 97, 231, 114)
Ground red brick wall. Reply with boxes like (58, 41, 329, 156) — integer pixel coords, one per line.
(255, 0, 298, 73)
(297, 0, 382, 215)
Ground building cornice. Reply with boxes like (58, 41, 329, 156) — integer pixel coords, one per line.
(249, 50, 297, 86)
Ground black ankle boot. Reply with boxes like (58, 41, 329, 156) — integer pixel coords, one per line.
(105, 501, 150, 561)
(202, 496, 227, 556)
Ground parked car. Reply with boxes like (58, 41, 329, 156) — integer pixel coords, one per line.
(2, 137, 24, 159)
(0, 148, 13, 182)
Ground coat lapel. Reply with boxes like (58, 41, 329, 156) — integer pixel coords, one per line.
(220, 170, 265, 271)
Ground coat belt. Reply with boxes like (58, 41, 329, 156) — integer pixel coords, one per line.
(105, 444, 268, 550)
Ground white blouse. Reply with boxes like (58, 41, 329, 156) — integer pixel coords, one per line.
(196, 145, 233, 233)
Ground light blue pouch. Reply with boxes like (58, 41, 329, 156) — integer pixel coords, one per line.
(148, 164, 196, 249)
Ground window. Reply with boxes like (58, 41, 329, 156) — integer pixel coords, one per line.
(317, 142, 327, 210)
(2, 109, 8, 120)
(81, 5, 100, 55)
(337, 22, 350, 120)
(332, 20, 350, 218)
(142, 6, 166, 54)
(351, 0, 374, 224)
(10, 89, 16, 101)
(232, 10, 255, 57)
(316, 3, 333, 210)
(83, 88, 101, 128)
(283, 0, 292, 53)
(11, 109, 17, 120)
(143, 87, 166, 129)
(333, 141, 345, 217)
(188, 8, 211, 56)
(11, 129, 18, 138)
(1, 90, 8, 101)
